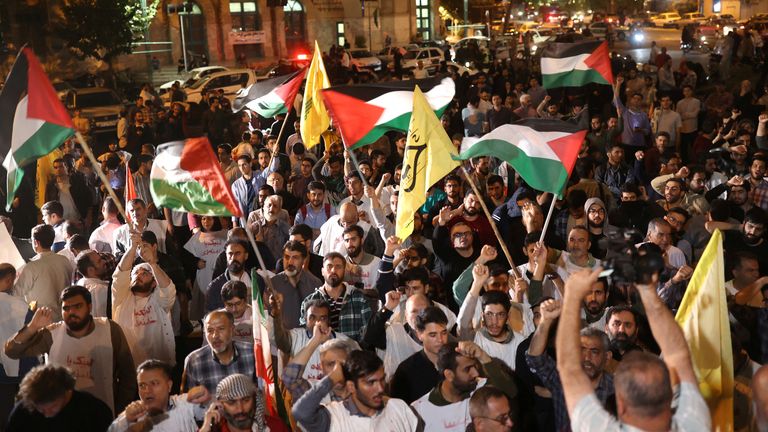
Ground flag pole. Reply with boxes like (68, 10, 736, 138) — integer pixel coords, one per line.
(74, 132, 129, 223)
(460, 166, 520, 277)
(345, 146, 371, 189)
(239, 215, 277, 296)
(539, 193, 558, 244)
(266, 110, 292, 172)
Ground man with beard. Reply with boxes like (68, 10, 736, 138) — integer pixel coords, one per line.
(705, 175, 753, 222)
(75, 250, 110, 318)
(411, 341, 517, 432)
(201, 373, 289, 432)
(231, 154, 274, 223)
(582, 278, 610, 330)
(457, 264, 525, 370)
(275, 224, 324, 279)
(456, 190, 498, 248)
(4, 286, 137, 414)
(112, 229, 176, 366)
(109, 360, 211, 431)
(468, 386, 515, 432)
(426, 174, 464, 232)
(641, 218, 687, 269)
(604, 306, 642, 361)
(293, 350, 420, 431)
(723, 208, 768, 275)
(246, 194, 290, 259)
(651, 174, 709, 216)
(300, 252, 371, 342)
(464, 156, 492, 198)
(485, 175, 506, 209)
(526, 299, 614, 431)
(315, 202, 382, 257)
(585, 198, 614, 260)
(594, 144, 635, 202)
(270, 240, 321, 329)
(218, 144, 240, 184)
(340, 172, 374, 221)
(273, 297, 358, 387)
(554, 226, 601, 280)
(295, 182, 336, 239)
(609, 183, 662, 234)
(182, 310, 255, 394)
(266, 171, 299, 217)
(113, 199, 169, 258)
(341, 225, 381, 292)
(433, 219, 481, 310)
(207, 239, 262, 312)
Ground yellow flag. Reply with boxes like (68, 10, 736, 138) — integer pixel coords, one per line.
(396, 86, 459, 240)
(674, 229, 733, 431)
(300, 41, 330, 149)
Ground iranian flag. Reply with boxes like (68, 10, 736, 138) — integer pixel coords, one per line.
(455, 119, 587, 195)
(540, 40, 614, 89)
(232, 69, 306, 117)
(150, 137, 242, 217)
(321, 76, 454, 149)
(0, 48, 74, 210)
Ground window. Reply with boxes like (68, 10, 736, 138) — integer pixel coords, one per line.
(336, 22, 345, 46)
(284, 0, 303, 12)
(713, 0, 721, 13)
(231, 0, 261, 31)
(415, 0, 431, 41)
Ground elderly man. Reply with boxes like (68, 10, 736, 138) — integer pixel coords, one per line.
(75, 250, 110, 318)
(5, 286, 137, 414)
(642, 218, 687, 269)
(468, 386, 515, 432)
(113, 199, 168, 257)
(247, 194, 290, 259)
(182, 310, 255, 394)
(513, 94, 538, 118)
(200, 373, 289, 432)
(109, 360, 210, 431)
(270, 240, 321, 329)
(315, 201, 381, 257)
(113, 229, 176, 366)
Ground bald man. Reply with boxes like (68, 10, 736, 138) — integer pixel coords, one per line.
(313, 202, 382, 257)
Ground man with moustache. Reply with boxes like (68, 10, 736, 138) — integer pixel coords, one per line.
(457, 190, 498, 248)
(292, 350, 421, 431)
(464, 156, 492, 197)
(468, 386, 515, 432)
(271, 240, 321, 329)
(4, 285, 137, 415)
(724, 208, 768, 275)
(206, 239, 260, 312)
(182, 310, 255, 394)
(411, 341, 518, 432)
(200, 373, 289, 432)
(526, 299, 614, 431)
(341, 225, 381, 292)
(109, 360, 211, 431)
(112, 229, 176, 366)
(582, 278, 610, 330)
(247, 194, 290, 260)
(300, 252, 371, 342)
(584, 198, 614, 260)
(604, 306, 642, 361)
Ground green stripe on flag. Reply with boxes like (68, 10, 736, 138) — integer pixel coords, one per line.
(455, 139, 569, 195)
(543, 69, 610, 88)
(348, 104, 450, 150)
(150, 179, 237, 216)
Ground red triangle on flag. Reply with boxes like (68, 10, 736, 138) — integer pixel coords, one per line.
(23, 48, 74, 129)
(322, 90, 385, 147)
(546, 130, 588, 178)
(273, 68, 307, 112)
(583, 41, 614, 86)
(125, 163, 137, 204)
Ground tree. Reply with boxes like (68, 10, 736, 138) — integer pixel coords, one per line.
(56, 0, 158, 64)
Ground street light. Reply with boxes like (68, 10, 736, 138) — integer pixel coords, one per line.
(167, 2, 194, 71)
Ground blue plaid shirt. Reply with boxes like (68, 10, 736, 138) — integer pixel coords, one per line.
(300, 285, 371, 342)
(182, 340, 256, 394)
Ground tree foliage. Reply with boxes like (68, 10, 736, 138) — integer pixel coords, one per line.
(56, 0, 158, 62)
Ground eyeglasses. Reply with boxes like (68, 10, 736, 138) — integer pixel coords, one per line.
(483, 311, 508, 321)
(588, 208, 606, 215)
(475, 411, 514, 425)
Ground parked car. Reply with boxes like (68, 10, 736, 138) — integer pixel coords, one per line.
(678, 12, 707, 25)
(158, 66, 228, 94)
(349, 49, 383, 73)
(651, 12, 682, 28)
(588, 22, 614, 39)
(52, 81, 75, 103)
(401, 47, 445, 73)
(64, 87, 124, 133)
(182, 69, 257, 104)
(377, 46, 399, 69)
(699, 16, 737, 37)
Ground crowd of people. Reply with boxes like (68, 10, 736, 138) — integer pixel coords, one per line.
(0, 37, 768, 432)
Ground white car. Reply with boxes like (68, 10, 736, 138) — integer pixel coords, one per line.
(158, 66, 229, 93)
(182, 69, 257, 104)
(651, 12, 682, 28)
(678, 12, 707, 25)
(65, 87, 124, 133)
(349, 49, 383, 73)
(401, 47, 445, 74)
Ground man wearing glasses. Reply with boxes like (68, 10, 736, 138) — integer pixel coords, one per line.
(468, 386, 514, 432)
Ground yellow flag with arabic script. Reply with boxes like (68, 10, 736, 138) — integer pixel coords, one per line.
(300, 41, 330, 149)
(674, 229, 733, 431)
(395, 86, 459, 240)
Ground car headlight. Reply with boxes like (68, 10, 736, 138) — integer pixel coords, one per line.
(701, 35, 706, 41)
(633, 33, 645, 42)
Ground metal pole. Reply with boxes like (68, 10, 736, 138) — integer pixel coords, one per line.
(180, 12, 188, 71)
(368, 3, 372, 50)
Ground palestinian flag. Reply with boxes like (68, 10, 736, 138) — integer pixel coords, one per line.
(0, 48, 74, 210)
(232, 68, 306, 117)
(150, 137, 242, 217)
(321, 76, 454, 149)
(540, 40, 614, 89)
(454, 119, 587, 195)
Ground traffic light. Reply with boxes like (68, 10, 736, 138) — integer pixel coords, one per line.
(167, 2, 194, 14)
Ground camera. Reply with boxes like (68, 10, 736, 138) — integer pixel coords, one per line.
(599, 228, 665, 285)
